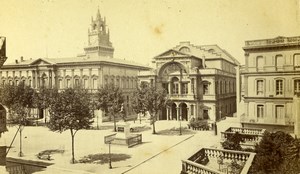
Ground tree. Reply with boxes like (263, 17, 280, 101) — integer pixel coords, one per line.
(95, 83, 124, 132)
(221, 132, 243, 151)
(132, 83, 168, 134)
(33, 86, 53, 124)
(251, 131, 295, 174)
(47, 87, 93, 163)
(132, 82, 148, 124)
(0, 82, 35, 125)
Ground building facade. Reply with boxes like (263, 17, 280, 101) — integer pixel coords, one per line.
(139, 42, 239, 122)
(0, 10, 149, 124)
(237, 36, 300, 132)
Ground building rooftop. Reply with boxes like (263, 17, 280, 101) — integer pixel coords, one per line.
(2, 55, 150, 70)
(243, 36, 300, 50)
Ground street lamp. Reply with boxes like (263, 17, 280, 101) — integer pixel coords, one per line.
(108, 142, 112, 169)
(18, 125, 24, 157)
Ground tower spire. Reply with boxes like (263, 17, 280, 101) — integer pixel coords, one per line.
(96, 7, 101, 19)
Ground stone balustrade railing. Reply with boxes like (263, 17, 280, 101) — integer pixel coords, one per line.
(220, 127, 265, 147)
(181, 148, 255, 174)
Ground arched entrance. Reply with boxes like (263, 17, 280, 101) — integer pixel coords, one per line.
(179, 103, 188, 121)
(171, 103, 177, 120)
(160, 107, 167, 120)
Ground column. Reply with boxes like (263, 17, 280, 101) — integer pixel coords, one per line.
(89, 68, 92, 90)
(80, 69, 83, 86)
(166, 107, 169, 120)
(179, 82, 181, 95)
(98, 68, 102, 88)
(188, 79, 192, 95)
(71, 69, 74, 88)
(176, 107, 180, 120)
(51, 70, 55, 88)
(63, 70, 66, 89)
(48, 70, 51, 87)
(35, 70, 38, 89)
(168, 82, 171, 94)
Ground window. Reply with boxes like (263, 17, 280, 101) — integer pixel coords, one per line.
(116, 79, 120, 87)
(276, 80, 283, 95)
(275, 55, 284, 68)
(275, 105, 284, 120)
(257, 105, 264, 118)
(257, 80, 264, 95)
(2, 80, 5, 85)
(293, 54, 300, 66)
(182, 83, 188, 94)
(74, 79, 79, 87)
(93, 79, 97, 89)
(203, 110, 209, 119)
(83, 79, 88, 89)
(294, 80, 300, 95)
(203, 83, 209, 95)
(58, 79, 62, 89)
(191, 105, 194, 115)
(66, 79, 71, 88)
(29, 80, 32, 87)
(256, 56, 264, 69)
(172, 83, 179, 94)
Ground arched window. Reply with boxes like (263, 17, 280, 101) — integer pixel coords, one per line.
(179, 47, 190, 53)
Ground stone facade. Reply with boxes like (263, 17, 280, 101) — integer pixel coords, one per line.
(0, 11, 150, 125)
(237, 36, 300, 133)
(139, 42, 239, 122)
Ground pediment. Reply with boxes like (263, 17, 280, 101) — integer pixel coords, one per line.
(154, 49, 189, 59)
(30, 58, 55, 66)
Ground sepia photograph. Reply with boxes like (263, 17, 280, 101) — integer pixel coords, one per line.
(0, 0, 300, 173)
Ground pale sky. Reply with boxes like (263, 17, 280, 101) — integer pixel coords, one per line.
(0, 0, 299, 65)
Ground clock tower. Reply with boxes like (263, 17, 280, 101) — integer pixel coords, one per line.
(84, 9, 114, 58)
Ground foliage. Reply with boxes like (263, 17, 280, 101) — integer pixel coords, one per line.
(47, 87, 93, 163)
(188, 118, 209, 130)
(131, 82, 148, 123)
(95, 83, 124, 132)
(251, 131, 298, 174)
(132, 82, 168, 134)
(222, 132, 244, 151)
(0, 82, 35, 125)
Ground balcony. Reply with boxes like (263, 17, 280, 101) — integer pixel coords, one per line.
(169, 94, 195, 100)
(221, 127, 266, 148)
(181, 148, 255, 174)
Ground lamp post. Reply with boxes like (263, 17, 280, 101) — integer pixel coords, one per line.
(108, 142, 112, 169)
(18, 125, 24, 157)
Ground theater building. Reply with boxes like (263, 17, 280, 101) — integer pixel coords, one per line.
(237, 36, 300, 132)
(139, 42, 239, 122)
(0, 10, 149, 124)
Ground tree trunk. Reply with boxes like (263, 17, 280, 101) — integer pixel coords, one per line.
(113, 114, 117, 132)
(152, 121, 156, 134)
(70, 129, 75, 164)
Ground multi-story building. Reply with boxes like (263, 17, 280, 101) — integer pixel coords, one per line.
(0, 10, 149, 125)
(139, 42, 239, 122)
(237, 36, 300, 132)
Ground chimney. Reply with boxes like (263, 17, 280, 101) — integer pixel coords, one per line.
(20, 56, 24, 62)
(15, 60, 18, 64)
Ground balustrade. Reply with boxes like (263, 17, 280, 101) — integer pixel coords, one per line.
(181, 148, 255, 174)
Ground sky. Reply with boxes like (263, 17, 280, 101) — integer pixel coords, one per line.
(0, 0, 299, 65)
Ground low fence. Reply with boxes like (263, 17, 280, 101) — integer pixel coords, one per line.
(104, 133, 142, 148)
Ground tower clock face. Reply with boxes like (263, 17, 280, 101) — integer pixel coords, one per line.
(89, 35, 98, 46)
